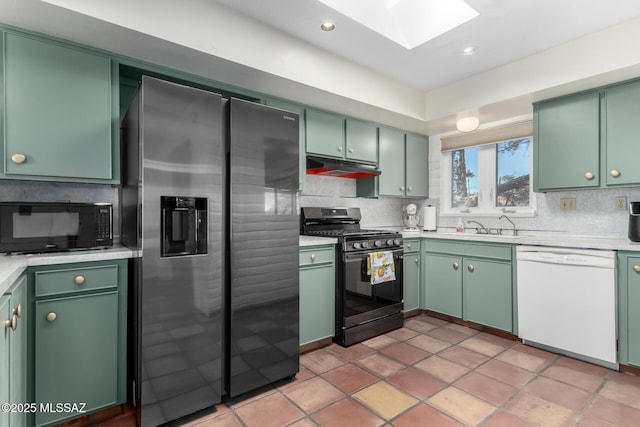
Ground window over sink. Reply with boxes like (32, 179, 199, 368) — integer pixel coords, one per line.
(442, 134, 535, 216)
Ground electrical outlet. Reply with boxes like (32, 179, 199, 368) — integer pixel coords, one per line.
(615, 196, 627, 211)
(560, 197, 576, 211)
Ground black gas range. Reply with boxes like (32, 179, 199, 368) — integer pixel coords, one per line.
(300, 207, 404, 346)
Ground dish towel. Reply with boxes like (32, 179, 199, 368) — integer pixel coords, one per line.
(368, 251, 396, 285)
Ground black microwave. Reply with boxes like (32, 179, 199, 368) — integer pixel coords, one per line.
(0, 202, 113, 253)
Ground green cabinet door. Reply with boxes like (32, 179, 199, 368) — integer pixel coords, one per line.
(424, 253, 463, 317)
(463, 258, 512, 332)
(405, 134, 429, 198)
(378, 127, 406, 197)
(306, 109, 345, 159)
(299, 264, 335, 345)
(266, 98, 306, 191)
(0, 296, 10, 427)
(8, 275, 27, 427)
(299, 246, 335, 346)
(535, 91, 600, 191)
(605, 80, 640, 186)
(3, 33, 113, 181)
(345, 119, 377, 163)
(35, 292, 119, 427)
(403, 252, 421, 313)
(625, 256, 640, 367)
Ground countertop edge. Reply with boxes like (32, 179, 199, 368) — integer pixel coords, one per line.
(0, 246, 135, 295)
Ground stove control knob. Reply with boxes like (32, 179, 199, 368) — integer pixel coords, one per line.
(386, 239, 393, 246)
(374, 240, 382, 248)
(393, 239, 401, 246)
(361, 241, 370, 249)
(353, 242, 362, 249)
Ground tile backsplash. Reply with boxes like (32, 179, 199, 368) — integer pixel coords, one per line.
(299, 175, 426, 228)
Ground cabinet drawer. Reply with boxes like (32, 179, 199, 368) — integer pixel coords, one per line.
(423, 239, 512, 261)
(35, 265, 119, 297)
(403, 239, 420, 253)
(299, 247, 335, 267)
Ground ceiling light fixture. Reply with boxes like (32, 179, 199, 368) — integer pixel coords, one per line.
(462, 46, 476, 55)
(456, 116, 480, 133)
(320, 21, 336, 31)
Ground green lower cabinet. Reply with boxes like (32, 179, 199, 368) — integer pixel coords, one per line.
(618, 252, 640, 367)
(424, 253, 463, 318)
(8, 275, 27, 427)
(0, 295, 11, 427)
(463, 258, 512, 332)
(299, 246, 335, 346)
(28, 260, 127, 427)
(403, 240, 421, 313)
(423, 240, 515, 333)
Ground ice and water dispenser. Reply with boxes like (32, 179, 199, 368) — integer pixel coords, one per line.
(161, 196, 208, 256)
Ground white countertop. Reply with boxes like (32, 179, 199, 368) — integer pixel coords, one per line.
(0, 245, 135, 296)
(299, 235, 339, 247)
(408, 230, 640, 251)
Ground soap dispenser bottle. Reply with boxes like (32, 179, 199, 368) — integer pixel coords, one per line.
(456, 218, 465, 233)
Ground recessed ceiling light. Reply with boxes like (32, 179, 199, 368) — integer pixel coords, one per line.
(321, 22, 335, 31)
(462, 46, 477, 55)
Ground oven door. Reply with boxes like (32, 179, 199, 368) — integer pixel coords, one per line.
(342, 248, 403, 328)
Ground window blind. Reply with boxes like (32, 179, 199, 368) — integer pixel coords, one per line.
(441, 120, 533, 152)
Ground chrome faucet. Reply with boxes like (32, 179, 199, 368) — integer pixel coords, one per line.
(467, 220, 489, 234)
(498, 215, 517, 236)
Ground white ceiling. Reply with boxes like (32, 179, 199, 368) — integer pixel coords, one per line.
(213, 0, 640, 92)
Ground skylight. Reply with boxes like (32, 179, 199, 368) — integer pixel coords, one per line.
(317, 0, 479, 49)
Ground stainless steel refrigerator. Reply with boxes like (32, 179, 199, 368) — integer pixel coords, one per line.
(121, 76, 299, 426)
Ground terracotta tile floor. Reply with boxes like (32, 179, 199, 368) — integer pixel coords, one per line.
(181, 314, 640, 426)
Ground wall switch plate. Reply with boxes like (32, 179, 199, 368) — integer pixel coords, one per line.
(615, 196, 627, 211)
(560, 197, 576, 211)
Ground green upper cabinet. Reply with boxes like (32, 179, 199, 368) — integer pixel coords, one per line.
(376, 127, 428, 198)
(534, 91, 600, 191)
(378, 127, 406, 196)
(265, 98, 306, 192)
(345, 119, 377, 163)
(2, 32, 118, 183)
(604, 80, 640, 186)
(405, 133, 429, 198)
(306, 109, 345, 159)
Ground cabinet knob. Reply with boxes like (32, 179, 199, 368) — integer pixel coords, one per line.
(407, 186, 412, 192)
(452, 262, 459, 270)
(414, 258, 419, 264)
(74, 275, 86, 286)
(610, 169, 621, 178)
(400, 186, 405, 192)
(584, 172, 595, 180)
(4, 314, 17, 331)
(11, 153, 26, 164)
(467, 264, 475, 272)
(633, 265, 640, 273)
(407, 244, 412, 249)
(310, 254, 316, 261)
(13, 303, 22, 319)
(337, 146, 343, 152)
(348, 148, 354, 153)
(46, 312, 57, 322)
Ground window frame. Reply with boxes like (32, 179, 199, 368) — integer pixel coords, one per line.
(441, 136, 536, 217)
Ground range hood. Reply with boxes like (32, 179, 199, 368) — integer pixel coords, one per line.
(306, 156, 380, 178)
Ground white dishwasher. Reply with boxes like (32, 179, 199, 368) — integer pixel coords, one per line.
(516, 246, 617, 369)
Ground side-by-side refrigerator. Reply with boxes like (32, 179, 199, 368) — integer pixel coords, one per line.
(121, 76, 299, 426)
